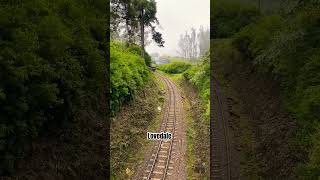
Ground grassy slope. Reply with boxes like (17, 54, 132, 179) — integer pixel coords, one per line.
(212, 38, 304, 178)
(110, 74, 164, 179)
(212, 1, 320, 177)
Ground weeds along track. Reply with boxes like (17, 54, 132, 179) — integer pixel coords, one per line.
(143, 75, 179, 180)
(211, 76, 232, 180)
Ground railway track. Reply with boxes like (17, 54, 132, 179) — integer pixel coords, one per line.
(143, 75, 179, 180)
(211, 76, 232, 180)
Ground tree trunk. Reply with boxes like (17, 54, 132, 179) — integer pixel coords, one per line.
(140, 8, 145, 58)
(125, 4, 133, 44)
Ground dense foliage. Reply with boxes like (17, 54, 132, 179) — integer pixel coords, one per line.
(233, 4, 320, 177)
(157, 61, 191, 74)
(183, 52, 210, 118)
(111, 0, 164, 51)
(0, 0, 107, 175)
(213, 0, 320, 177)
(110, 41, 150, 113)
(211, 0, 259, 38)
(183, 52, 210, 179)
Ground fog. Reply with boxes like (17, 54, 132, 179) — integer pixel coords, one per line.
(145, 0, 210, 57)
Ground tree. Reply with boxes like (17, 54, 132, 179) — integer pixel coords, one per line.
(110, 0, 164, 57)
(110, 0, 139, 43)
(190, 28, 198, 58)
(198, 26, 210, 57)
(177, 33, 188, 59)
(137, 0, 164, 57)
(178, 27, 208, 59)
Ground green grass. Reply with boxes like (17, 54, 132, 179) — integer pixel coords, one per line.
(186, 106, 196, 180)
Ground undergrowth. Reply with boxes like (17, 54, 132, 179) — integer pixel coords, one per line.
(212, 0, 320, 177)
(110, 75, 163, 179)
(110, 41, 150, 114)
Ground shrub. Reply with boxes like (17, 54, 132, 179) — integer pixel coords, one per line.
(127, 44, 152, 66)
(158, 61, 191, 74)
(183, 52, 210, 118)
(0, 0, 107, 174)
(211, 0, 259, 38)
(227, 3, 320, 177)
(110, 41, 150, 113)
(232, 15, 284, 60)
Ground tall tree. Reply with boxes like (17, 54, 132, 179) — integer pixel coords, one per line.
(111, 0, 164, 57)
(190, 28, 198, 58)
(110, 0, 139, 43)
(178, 27, 206, 59)
(177, 33, 188, 59)
(198, 26, 210, 57)
(137, 0, 164, 57)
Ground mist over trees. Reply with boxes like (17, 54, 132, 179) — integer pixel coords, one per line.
(177, 26, 210, 59)
(110, 0, 164, 57)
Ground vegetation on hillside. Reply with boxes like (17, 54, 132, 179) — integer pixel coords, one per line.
(110, 41, 150, 114)
(110, 75, 163, 179)
(183, 52, 210, 179)
(110, 0, 164, 179)
(0, 0, 107, 175)
(111, 0, 164, 55)
(183, 52, 210, 118)
(211, 0, 259, 38)
(212, 0, 320, 178)
(110, 0, 164, 113)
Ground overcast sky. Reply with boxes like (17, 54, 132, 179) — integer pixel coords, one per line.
(145, 0, 210, 57)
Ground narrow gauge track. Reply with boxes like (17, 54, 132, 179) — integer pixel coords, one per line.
(211, 76, 231, 180)
(143, 75, 178, 180)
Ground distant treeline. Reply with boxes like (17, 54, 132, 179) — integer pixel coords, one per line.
(177, 26, 210, 60)
(212, 0, 320, 177)
(0, 0, 107, 175)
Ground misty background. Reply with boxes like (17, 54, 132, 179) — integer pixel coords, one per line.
(146, 0, 210, 57)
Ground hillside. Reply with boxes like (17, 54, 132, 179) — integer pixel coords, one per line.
(212, 0, 320, 178)
(0, 0, 108, 178)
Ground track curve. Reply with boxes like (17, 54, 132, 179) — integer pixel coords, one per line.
(142, 74, 181, 180)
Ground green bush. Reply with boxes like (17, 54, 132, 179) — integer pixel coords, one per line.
(0, 0, 107, 175)
(183, 52, 210, 118)
(211, 0, 259, 38)
(110, 41, 150, 113)
(127, 44, 152, 66)
(232, 15, 283, 59)
(158, 61, 191, 74)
